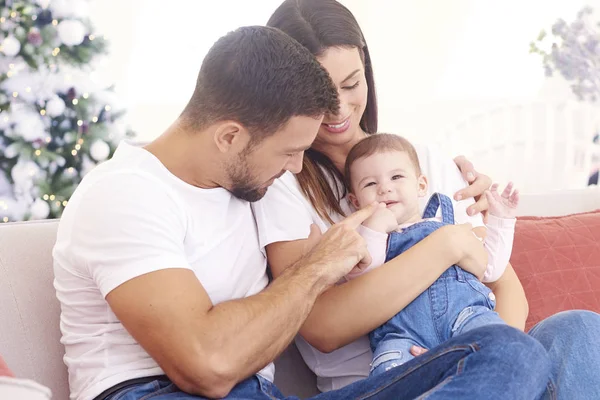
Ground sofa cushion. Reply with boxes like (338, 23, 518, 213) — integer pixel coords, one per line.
(0, 356, 14, 377)
(510, 210, 600, 331)
(0, 220, 69, 400)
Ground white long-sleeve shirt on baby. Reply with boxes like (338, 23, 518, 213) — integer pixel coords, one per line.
(347, 214, 516, 283)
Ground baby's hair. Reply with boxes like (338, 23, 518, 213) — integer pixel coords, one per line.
(344, 133, 422, 192)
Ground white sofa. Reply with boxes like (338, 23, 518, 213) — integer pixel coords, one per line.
(0, 220, 319, 400)
(1, 187, 599, 399)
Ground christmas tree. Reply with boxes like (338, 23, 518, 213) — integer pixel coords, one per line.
(0, 0, 133, 222)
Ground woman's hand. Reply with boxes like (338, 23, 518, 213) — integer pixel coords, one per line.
(453, 156, 492, 219)
(437, 223, 488, 279)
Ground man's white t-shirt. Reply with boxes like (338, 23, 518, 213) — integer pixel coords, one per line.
(53, 142, 272, 400)
(251, 143, 484, 392)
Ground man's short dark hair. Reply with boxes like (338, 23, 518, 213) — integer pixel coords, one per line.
(180, 25, 339, 140)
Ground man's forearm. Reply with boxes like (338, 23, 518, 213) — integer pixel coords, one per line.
(201, 259, 326, 387)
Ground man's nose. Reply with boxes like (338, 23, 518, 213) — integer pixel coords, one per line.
(286, 152, 304, 174)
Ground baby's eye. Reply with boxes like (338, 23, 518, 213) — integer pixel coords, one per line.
(392, 175, 403, 180)
(364, 181, 376, 188)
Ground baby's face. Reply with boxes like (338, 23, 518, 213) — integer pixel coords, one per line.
(349, 150, 427, 223)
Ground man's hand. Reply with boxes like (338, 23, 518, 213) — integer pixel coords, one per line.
(485, 182, 519, 219)
(301, 203, 378, 288)
(363, 203, 398, 234)
(453, 155, 492, 219)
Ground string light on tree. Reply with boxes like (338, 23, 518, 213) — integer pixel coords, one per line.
(0, 0, 134, 222)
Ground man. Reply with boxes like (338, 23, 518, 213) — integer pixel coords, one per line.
(54, 26, 550, 400)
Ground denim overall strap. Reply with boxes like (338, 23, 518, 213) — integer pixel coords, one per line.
(422, 192, 455, 224)
(422, 193, 465, 280)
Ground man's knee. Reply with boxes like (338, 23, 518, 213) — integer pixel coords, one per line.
(475, 325, 551, 378)
(529, 310, 600, 339)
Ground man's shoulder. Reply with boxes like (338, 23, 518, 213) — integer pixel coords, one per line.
(74, 163, 173, 206)
(60, 164, 184, 242)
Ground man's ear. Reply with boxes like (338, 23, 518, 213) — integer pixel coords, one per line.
(348, 192, 361, 210)
(417, 175, 428, 197)
(214, 121, 250, 153)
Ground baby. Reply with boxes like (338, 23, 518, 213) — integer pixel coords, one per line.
(344, 133, 519, 376)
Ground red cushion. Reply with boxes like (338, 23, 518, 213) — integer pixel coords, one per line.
(510, 210, 600, 331)
(0, 355, 15, 377)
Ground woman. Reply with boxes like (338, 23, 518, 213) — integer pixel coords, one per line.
(253, 0, 600, 398)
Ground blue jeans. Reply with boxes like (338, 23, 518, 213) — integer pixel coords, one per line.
(528, 310, 600, 400)
(369, 193, 504, 375)
(106, 324, 551, 399)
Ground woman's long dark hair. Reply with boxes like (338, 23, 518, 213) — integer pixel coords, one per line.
(268, 0, 378, 223)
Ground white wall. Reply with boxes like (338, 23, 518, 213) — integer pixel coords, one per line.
(342, 0, 594, 142)
(89, 0, 596, 145)
(90, 0, 285, 141)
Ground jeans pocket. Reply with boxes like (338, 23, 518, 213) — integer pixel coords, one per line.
(429, 278, 449, 319)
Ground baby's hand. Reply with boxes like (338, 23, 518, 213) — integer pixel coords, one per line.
(484, 182, 519, 219)
(363, 203, 398, 233)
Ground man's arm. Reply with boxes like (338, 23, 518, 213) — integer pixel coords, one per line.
(106, 262, 323, 398)
(106, 205, 377, 398)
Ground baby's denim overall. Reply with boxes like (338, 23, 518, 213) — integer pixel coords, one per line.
(369, 193, 505, 376)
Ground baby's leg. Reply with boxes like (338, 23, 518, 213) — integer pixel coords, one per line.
(370, 333, 423, 376)
(451, 305, 505, 337)
(368, 291, 435, 377)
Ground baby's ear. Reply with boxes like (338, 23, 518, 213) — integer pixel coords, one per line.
(417, 175, 428, 197)
(348, 192, 361, 210)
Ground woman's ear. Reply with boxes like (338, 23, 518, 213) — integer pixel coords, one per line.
(348, 192, 361, 210)
(417, 175, 428, 197)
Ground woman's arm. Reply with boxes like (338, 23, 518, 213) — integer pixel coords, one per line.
(485, 263, 529, 330)
(448, 155, 529, 328)
(453, 155, 492, 218)
(267, 223, 486, 353)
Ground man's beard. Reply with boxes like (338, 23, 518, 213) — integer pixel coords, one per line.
(226, 156, 268, 202)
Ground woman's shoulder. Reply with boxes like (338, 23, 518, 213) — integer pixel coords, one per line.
(407, 141, 455, 177)
(412, 142, 442, 167)
(265, 170, 303, 197)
